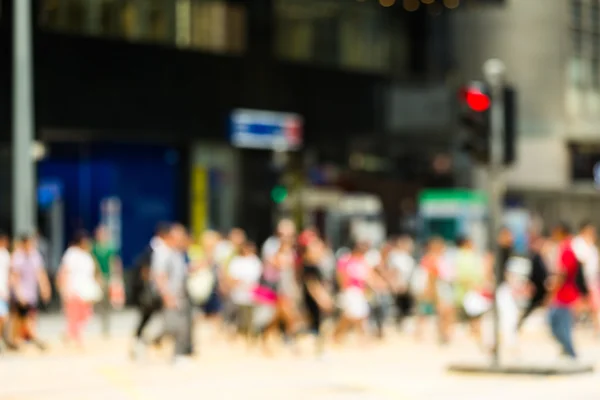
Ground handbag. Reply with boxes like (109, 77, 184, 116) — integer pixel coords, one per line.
(187, 268, 215, 305)
(79, 280, 103, 303)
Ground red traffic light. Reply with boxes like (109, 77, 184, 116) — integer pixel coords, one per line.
(465, 89, 491, 112)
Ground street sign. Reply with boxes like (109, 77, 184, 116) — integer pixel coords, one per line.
(230, 109, 303, 150)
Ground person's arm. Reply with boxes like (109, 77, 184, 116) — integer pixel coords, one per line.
(306, 278, 334, 312)
(37, 267, 51, 303)
(152, 251, 176, 309)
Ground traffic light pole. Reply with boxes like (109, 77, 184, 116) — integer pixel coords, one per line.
(13, 0, 36, 236)
(483, 59, 506, 368)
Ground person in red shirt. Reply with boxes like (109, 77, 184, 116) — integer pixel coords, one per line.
(547, 221, 596, 359)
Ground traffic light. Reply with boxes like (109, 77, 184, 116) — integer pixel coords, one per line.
(459, 82, 517, 166)
(270, 185, 288, 204)
(460, 82, 491, 164)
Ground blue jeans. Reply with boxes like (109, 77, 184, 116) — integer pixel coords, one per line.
(548, 306, 576, 358)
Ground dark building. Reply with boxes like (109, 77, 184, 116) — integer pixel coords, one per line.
(0, 0, 453, 262)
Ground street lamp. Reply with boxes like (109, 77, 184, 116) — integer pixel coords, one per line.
(483, 58, 506, 368)
(13, 0, 36, 236)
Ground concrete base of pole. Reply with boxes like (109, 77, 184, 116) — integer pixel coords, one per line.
(447, 360, 594, 376)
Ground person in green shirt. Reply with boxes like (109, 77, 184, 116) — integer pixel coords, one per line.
(92, 225, 122, 338)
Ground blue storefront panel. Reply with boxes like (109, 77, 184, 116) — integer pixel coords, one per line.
(38, 143, 179, 266)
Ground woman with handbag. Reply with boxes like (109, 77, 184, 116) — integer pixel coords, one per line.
(57, 231, 102, 349)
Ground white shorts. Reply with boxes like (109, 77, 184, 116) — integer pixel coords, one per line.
(339, 288, 369, 320)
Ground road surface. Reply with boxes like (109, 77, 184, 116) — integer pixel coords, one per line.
(1, 310, 599, 400)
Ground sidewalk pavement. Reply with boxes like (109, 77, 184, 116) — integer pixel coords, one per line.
(1, 310, 599, 400)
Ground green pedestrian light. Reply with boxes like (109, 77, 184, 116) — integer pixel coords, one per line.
(271, 185, 288, 204)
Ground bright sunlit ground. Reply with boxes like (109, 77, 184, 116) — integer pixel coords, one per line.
(1, 310, 600, 400)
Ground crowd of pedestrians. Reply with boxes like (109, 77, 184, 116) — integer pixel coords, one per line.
(0, 218, 599, 366)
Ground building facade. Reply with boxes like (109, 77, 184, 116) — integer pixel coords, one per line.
(2, 0, 456, 260)
(451, 0, 600, 227)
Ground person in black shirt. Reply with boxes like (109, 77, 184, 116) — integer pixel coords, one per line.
(517, 233, 549, 331)
(302, 237, 333, 357)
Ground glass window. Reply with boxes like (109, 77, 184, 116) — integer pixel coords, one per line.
(275, 0, 390, 73)
(38, 0, 246, 54)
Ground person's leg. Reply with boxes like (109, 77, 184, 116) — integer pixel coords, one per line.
(65, 298, 79, 344)
(100, 287, 111, 339)
(549, 307, 576, 358)
(371, 299, 385, 340)
(437, 302, 454, 344)
(135, 306, 154, 339)
(333, 315, 351, 343)
(518, 295, 543, 331)
(557, 307, 576, 358)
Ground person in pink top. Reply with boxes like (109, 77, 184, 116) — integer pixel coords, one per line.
(333, 240, 372, 343)
(10, 234, 51, 350)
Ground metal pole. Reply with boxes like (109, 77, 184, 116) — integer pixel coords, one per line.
(483, 59, 506, 368)
(13, 0, 36, 236)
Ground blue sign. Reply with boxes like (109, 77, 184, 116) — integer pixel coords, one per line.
(37, 180, 63, 209)
(230, 109, 303, 150)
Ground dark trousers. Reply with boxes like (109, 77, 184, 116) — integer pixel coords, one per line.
(395, 292, 413, 325)
(517, 294, 545, 330)
(164, 299, 192, 358)
(135, 297, 162, 340)
(549, 306, 576, 358)
(370, 295, 385, 338)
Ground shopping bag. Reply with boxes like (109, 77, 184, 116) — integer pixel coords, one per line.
(109, 278, 125, 309)
(79, 280, 103, 304)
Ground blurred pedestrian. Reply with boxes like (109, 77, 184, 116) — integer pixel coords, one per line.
(228, 241, 262, 343)
(0, 231, 10, 351)
(57, 231, 100, 349)
(92, 225, 122, 338)
(547, 221, 595, 360)
(187, 230, 222, 341)
(9, 234, 51, 351)
(301, 236, 334, 357)
(131, 222, 170, 359)
(153, 223, 192, 365)
(388, 235, 416, 329)
(517, 233, 549, 331)
(333, 240, 372, 344)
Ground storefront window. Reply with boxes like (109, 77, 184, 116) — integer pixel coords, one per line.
(38, 0, 246, 54)
(275, 0, 390, 73)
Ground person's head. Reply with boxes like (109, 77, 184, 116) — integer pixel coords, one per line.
(579, 220, 597, 245)
(72, 230, 92, 251)
(241, 241, 257, 257)
(20, 234, 34, 252)
(456, 236, 472, 250)
(166, 223, 188, 250)
(396, 235, 414, 253)
(351, 239, 369, 255)
(305, 237, 324, 262)
(530, 233, 547, 253)
(497, 227, 514, 247)
(201, 230, 221, 254)
(277, 219, 296, 243)
(0, 230, 8, 249)
(95, 225, 110, 244)
(551, 222, 571, 242)
(229, 228, 246, 248)
(155, 222, 171, 240)
(427, 236, 445, 255)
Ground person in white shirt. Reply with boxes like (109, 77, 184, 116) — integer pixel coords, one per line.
(387, 235, 416, 327)
(261, 219, 296, 264)
(228, 241, 262, 340)
(57, 231, 98, 348)
(0, 231, 10, 342)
